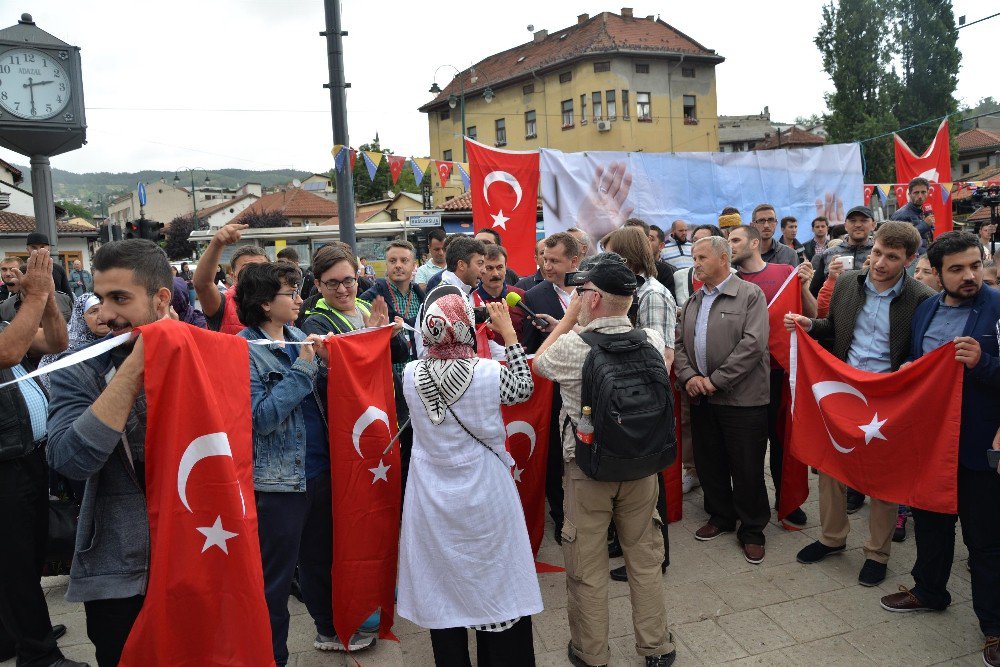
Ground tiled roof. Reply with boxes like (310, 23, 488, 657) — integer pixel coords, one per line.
(232, 189, 337, 223)
(441, 191, 473, 211)
(419, 10, 723, 112)
(356, 202, 387, 223)
(754, 127, 826, 150)
(952, 166, 1000, 201)
(181, 193, 256, 221)
(967, 206, 997, 223)
(0, 158, 23, 184)
(0, 211, 97, 234)
(956, 128, 1000, 153)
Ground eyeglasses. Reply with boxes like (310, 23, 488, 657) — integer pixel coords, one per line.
(575, 287, 600, 295)
(753, 217, 777, 225)
(275, 287, 302, 299)
(319, 277, 357, 290)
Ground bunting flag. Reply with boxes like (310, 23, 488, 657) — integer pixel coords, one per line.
(349, 148, 358, 173)
(326, 327, 401, 644)
(331, 144, 344, 160)
(457, 162, 471, 190)
(863, 184, 875, 206)
(435, 160, 454, 187)
(894, 184, 908, 209)
(387, 155, 406, 185)
(362, 151, 380, 182)
(333, 146, 348, 174)
(411, 158, 431, 185)
(120, 320, 273, 667)
(877, 183, 893, 200)
(894, 119, 953, 235)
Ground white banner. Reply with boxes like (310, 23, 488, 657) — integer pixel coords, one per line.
(540, 144, 863, 243)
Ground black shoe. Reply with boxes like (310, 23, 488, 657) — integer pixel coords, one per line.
(568, 641, 605, 667)
(52, 624, 67, 641)
(796, 540, 846, 564)
(49, 660, 90, 667)
(289, 572, 304, 603)
(845, 489, 865, 514)
(646, 652, 677, 667)
(784, 507, 807, 526)
(608, 540, 623, 559)
(610, 561, 668, 582)
(858, 559, 887, 587)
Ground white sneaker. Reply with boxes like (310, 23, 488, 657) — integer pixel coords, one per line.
(314, 631, 377, 652)
(682, 474, 700, 494)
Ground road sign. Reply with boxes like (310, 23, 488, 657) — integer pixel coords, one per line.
(409, 214, 442, 228)
(138, 182, 147, 206)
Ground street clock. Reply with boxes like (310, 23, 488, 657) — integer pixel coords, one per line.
(0, 13, 86, 157)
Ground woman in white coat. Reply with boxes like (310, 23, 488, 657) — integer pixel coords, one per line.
(398, 286, 543, 666)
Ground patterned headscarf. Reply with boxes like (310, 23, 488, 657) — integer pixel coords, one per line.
(414, 289, 479, 424)
(38, 292, 103, 389)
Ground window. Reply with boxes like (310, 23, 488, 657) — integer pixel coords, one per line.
(443, 149, 452, 161)
(636, 92, 651, 121)
(592, 92, 602, 120)
(561, 99, 574, 127)
(683, 95, 698, 123)
(681, 66, 696, 78)
(981, 160, 990, 170)
(525, 110, 537, 138)
(962, 163, 970, 175)
(495, 118, 507, 146)
(559, 71, 572, 83)
(593, 61, 611, 73)
(606, 90, 616, 118)
(635, 63, 649, 74)
(439, 110, 450, 121)
(522, 83, 534, 95)
(580, 94, 587, 123)
(467, 125, 477, 141)
(622, 90, 630, 118)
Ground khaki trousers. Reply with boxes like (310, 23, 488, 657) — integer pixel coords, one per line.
(818, 472, 896, 563)
(562, 462, 673, 666)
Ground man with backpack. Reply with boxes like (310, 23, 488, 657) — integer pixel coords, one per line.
(534, 253, 676, 667)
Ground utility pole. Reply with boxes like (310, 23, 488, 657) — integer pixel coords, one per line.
(322, 0, 356, 254)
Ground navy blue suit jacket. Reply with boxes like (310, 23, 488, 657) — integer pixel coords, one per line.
(909, 288, 1000, 471)
(521, 280, 566, 353)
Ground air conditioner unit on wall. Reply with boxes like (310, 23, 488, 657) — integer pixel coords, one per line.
(596, 120, 612, 132)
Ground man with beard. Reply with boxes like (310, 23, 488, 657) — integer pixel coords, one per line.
(879, 232, 1000, 667)
(810, 206, 877, 297)
(890, 177, 935, 254)
(46, 239, 174, 667)
(660, 220, 693, 270)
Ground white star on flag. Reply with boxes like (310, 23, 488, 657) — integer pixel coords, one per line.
(369, 458, 391, 484)
(491, 210, 510, 229)
(196, 515, 239, 554)
(858, 413, 888, 445)
(512, 466, 524, 483)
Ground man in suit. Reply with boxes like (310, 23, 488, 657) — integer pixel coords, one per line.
(515, 239, 547, 292)
(878, 232, 1000, 667)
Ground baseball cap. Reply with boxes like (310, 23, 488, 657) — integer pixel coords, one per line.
(26, 232, 50, 246)
(845, 205, 874, 220)
(566, 252, 637, 296)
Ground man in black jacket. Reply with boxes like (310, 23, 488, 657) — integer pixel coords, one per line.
(890, 177, 935, 254)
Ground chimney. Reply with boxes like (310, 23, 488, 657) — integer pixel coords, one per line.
(533, 29, 547, 42)
(621, 7, 633, 18)
(577, 13, 589, 24)
(646, 15, 654, 20)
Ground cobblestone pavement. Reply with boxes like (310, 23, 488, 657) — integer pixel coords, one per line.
(7, 471, 984, 666)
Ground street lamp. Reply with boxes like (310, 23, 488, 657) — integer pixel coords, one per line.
(174, 169, 212, 230)
(428, 64, 495, 162)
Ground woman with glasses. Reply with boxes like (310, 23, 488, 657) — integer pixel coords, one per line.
(234, 262, 369, 664)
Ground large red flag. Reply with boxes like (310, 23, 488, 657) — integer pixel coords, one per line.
(789, 326, 962, 513)
(466, 138, 540, 277)
(767, 270, 802, 372)
(661, 381, 683, 523)
(121, 320, 272, 667)
(325, 327, 401, 644)
(894, 119, 953, 235)
(501, 361, 552, 557)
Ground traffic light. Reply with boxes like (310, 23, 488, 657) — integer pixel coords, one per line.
(139, 219, 164, 242)
(125, 221, 140, 239)
(98, 224, 111, 243)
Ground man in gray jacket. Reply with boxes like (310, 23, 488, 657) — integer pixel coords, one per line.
(674, 235, 771, 565)
(47, 240, 174, 667)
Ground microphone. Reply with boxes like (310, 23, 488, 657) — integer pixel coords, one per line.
(505, 292, 549, 329)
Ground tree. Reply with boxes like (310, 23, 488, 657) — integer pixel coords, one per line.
(56, 200, 93, 220)
(164, 215, 196, 260)
(241, 211, 290, 228)
(350, 134, 422, 204)
(816, 0, 900, 182)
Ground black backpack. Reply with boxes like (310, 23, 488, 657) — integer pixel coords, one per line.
(567, 330, 676, 481)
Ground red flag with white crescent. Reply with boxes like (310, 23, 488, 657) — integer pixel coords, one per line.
(767, 269, 802, 372)
(894, 120, 953, 235)
(466, 138, 540, 277)
(501, 361, 553, 558)
(863, 184, 875, 206)
(326, 327, 401, 644)
(121, 320, 273, 666)
(435, 160, 454, 187)
(387, 155, 407, 185)
(789, 326, 962, 513)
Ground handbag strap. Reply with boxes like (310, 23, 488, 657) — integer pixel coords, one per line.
(424, 368, 502, 462)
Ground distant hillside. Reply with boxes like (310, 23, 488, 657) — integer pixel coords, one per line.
(12, 165, 313, 201)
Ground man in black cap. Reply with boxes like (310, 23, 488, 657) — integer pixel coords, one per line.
(26, 233, 73, 296)
(534, 253, 675, 667)
(810, 206, 877, 298)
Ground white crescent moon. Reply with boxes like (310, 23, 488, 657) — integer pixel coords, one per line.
(352, 406, 390, 458)
(811, 381, 868, 454)
(177, 432, 245, 516)
(505, 420, 536, 459)
(483, 171, 523, 211)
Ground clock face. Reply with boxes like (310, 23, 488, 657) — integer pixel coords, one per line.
(0, 48, 72, 120)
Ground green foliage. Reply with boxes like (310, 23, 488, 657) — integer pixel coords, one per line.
(164, 215, 196, 260)
(961, 97, 1000, 119)
(56, 200, 93, 220)
(241, 211, 290, 229)
(348, 135, 423, 204)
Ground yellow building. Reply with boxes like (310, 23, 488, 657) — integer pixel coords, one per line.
(419, 7, 724, 168)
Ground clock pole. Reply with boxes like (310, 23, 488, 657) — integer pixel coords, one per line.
(29, 155, 58, 255)
(322, 0, 356, 255)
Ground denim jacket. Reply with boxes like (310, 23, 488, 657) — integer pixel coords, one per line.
(239, 325, 328, 492)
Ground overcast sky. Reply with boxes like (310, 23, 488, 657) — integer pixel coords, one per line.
(1, 0, 994, 175)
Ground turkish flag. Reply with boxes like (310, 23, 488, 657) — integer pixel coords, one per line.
(894, 119, 953, 235)
(387, 155, 406, 185)
(501, 362, 553, 557)
(863, 185, 875, 207)
(767, 270, 802, 372)
(661, 379, 683, 523)
(789, 326, 963, 513)
(894, 184, 908, 209)
(466, 138, 540, 277)
(435, 160, 453, 187)
(325, 327, 401, 644)
(121, 320, 272, 666)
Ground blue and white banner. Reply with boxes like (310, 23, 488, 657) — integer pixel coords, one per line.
(540, 144, 863, 243)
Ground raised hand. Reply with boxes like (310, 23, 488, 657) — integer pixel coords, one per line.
(17, 248, 55, 301)
(815, 192, 845, 227)
(576, 161, 634, 240)
(363, 295, 390, 328)
(212, 223, 249, 247)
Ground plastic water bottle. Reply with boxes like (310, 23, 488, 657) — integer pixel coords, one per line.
(576, 406, 594, 444)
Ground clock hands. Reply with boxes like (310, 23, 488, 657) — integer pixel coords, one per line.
(19, 78, 54, 116)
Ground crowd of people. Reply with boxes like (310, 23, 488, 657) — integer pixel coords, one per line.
(1, 178, 999, 667)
